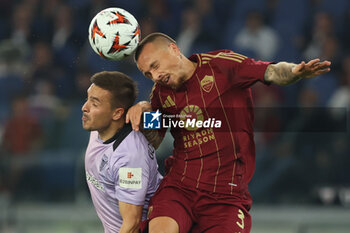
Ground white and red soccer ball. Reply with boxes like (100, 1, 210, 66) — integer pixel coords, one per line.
(88, 7, 140, 60)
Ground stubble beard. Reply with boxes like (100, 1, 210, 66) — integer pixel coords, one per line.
(170, 75, 186, 90)
(82, 121, 93, 131)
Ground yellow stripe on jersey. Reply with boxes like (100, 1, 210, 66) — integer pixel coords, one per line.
(157, 87, 164, 108)
(162, 96, 176, 108)
(205, 53, 244, 63)
(207, 62, 238, 194)
(201, 52, 247, 63)
(196, 54, 202, 67)
(181, 90, 191, 182)
(215, 51, 247, 59)
(195, 73, 221, 193)
(202, 56, 211, 65)
(163, 100, 168, 108)
(223, 51, 247, 59)
(167, 95, 176, 106)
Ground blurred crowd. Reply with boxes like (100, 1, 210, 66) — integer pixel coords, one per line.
(0, 0, 349, 205)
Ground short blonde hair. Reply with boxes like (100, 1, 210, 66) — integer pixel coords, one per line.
(134, 32, 176, 62)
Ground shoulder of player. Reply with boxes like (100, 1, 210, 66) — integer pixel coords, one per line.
(150, 81, 173, 94)
(149, 81, 172, 106)
(90, 131, 99, 140)
(150, 83, 158, 97)
(149, 83, 162, 101)
(116, 131, 150, 158)
(86, 131, 101, 149)
(198, 50, 248, 65)
(108, 131, 152, 170)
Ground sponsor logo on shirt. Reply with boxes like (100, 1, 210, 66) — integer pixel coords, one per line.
(119, 167, 142, 189)
(182, 128, 216, 149)
(86, 171, 105, 192)
(162, 96, 176, 108)
(127, 172, 134, 178)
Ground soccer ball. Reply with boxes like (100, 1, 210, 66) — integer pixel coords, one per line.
(88, 7, 140, 60)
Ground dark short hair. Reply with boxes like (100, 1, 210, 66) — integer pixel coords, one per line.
(134, 32, 176, 62)
(90, 71, 138, 112)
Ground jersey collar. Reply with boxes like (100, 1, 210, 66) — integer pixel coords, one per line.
(103, 123, 132, 151)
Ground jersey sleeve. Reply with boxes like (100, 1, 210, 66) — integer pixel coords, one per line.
(231, 57, 272, 88)
(112, 133, 153, 206)
(209, 50, 272, 88)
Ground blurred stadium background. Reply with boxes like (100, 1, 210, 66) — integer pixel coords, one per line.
(0, 0, 349, 232)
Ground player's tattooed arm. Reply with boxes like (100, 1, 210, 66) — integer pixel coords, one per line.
(126, 101, 164, 149)
(264, 62, 300, 85)
(141, 127, 164, 150)
(264, 59, 331, 86)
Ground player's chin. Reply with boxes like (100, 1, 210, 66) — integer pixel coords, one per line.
(82, 122, 92, 131)
(159, 82, 178, 90)
(171, 76, 187, 90)
(168, 81, 182, 90)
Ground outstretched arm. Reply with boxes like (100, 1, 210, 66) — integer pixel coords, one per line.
(126, 101, 164, 149)
(264, 59, 331, 86)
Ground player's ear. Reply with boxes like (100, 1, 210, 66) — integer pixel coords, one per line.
(113, 108, 124, 120)
(169, 43, 180, 55)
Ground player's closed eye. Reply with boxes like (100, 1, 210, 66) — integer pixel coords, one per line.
(145, 72, 152, 79)
(91, 100, 99, 107)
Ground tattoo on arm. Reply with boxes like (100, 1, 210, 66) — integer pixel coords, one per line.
(135, 101, 164, 149)
(140, 127, 164, 149)
(264, 62, 301, 86)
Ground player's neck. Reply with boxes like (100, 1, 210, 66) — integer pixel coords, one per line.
(98, 120, 125, 142)
(184, 59, 197, 82)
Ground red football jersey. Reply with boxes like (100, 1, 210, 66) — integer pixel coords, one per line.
(150, 50, 271, 195)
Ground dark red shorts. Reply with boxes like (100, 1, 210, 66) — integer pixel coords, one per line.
(141, 177, 252, 233)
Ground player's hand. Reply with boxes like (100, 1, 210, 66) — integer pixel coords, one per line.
(126, 101, 152, 131)
(292, 58, 331, 79)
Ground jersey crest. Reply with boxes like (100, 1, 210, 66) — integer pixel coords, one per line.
(200, 75, 214, 93)
(99, 154, 108, 171)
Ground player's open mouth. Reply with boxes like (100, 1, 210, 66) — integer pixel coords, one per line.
(164, 75, 170, 84)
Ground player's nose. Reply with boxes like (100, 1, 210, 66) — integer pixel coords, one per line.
(154, 73, 163, 82)
(82, 102, 89, 112)
(149, 71, 160, 81)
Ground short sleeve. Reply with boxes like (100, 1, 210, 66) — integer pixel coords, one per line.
(205, 50, 271, 88)
(113, 135, 152, 206)
(229, 57, 272, 88)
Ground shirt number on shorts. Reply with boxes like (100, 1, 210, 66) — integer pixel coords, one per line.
(236, 209, 245, 230)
